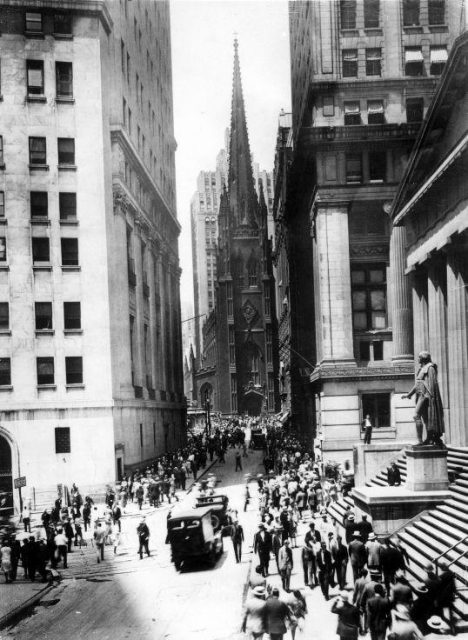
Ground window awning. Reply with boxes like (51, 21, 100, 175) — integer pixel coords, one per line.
(345, 102, 360, 114)
(343, 50, 358, 61)
(368, 100, 384, 113)
(405, 49, 423, 62)
(430, 47, 448, 63)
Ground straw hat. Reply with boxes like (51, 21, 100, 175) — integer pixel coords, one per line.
(427, 616, 444, 631)
(394, 605, 411, 621)
(252, 585, 266, 597)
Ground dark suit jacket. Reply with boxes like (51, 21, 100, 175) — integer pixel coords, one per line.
(366, 595, 390, 632)
(304, 529, 322, 547)
(316, 549, 332, 572)
(263, 597, 290, 634)
(254, 531, 272, 555)
(331, 601, 359, 640)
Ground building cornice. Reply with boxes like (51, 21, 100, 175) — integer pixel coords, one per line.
(310, 364, 414, 384)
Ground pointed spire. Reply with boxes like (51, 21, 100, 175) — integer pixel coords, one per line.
(228, 39, 259, 229)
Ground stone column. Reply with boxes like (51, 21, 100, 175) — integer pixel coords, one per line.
(390, 225, 413, 362)
(446, 246, 468, 447)
(427, 255, 450, 434)
(313, 202, 355, 366)
(411, 267, 429, 360)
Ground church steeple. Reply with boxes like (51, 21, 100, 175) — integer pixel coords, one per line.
(228, 39, 259, 229)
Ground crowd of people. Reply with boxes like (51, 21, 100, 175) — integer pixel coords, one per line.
(240, 423, 457, 639)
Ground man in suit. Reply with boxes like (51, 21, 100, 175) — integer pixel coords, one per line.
(366, 583, 390, 640)
(304, 522, 321, 587)
(263, 587, 291, 640)
(352, 568, 369, 635)
(278, 538, 293, 592)
(331, 590, 360, 640)
(230, 520, 244, 563)
(253, 523, 272, 578)
(348, 531, 367, 583)
(332, 535, 349, 590)
(316, 541, 333, 600)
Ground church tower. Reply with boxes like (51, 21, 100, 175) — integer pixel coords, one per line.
(216, 40, 279, 416)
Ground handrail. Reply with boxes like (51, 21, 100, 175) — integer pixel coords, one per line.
(434, 534, 468, 574)
(444, 547, 468, 575)
(388, 509, 430, 539)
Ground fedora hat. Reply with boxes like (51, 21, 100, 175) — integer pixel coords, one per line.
(368, 532, 376, 540)
(427, 616, 444, 630)
(252, 585, 266, 597)
(353, 530, 361, 537)
(394, 605, 411, 621)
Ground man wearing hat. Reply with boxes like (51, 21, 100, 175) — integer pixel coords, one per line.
(253, 523, 272, 578)
(303, 522, 321, 587)
(278, 538, 293, 592)
(348, 531, 366, 583)
(365, 532, 382, 575)
(263, 587, 292, 640)
(360, 568, 382, 635)
(241, 585, 267, 639)
(316, 541, 333, 600)
(331, 590, 359, 640)
(437, 559, 457, 635)
(345, 514, 357, 544)
(358, 514, 374, 544)
(366, 583, 390, 640)
(391, 604, 423, 639)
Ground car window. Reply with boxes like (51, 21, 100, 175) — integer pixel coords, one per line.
(169, 520, 185, 530)
(187, 520, 200, 529)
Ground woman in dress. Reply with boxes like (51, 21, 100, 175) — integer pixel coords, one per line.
(1, 539, 12, 583)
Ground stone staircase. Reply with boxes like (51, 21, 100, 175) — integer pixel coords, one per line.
(328, 446, 468, 631)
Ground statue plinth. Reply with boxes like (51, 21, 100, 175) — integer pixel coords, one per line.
(405, 445, 449, 491)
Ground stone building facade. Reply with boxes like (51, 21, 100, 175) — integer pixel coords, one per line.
(0, 0, 185, 514)
(286, 0, 462, 460)
(392, 30, 468, 446)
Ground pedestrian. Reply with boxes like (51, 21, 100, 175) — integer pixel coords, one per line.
(362, 414, 373, 444)
(0, 539, 12, 583)
(331, 590, 360, 640)
(283, 589, 308, 640)
(235, 448, 242, 472)
(112, 503, 122, 532)
(54, 528, 68, 568)
(390, 604, 423, 640)
(93, 522, 106, 563)
(253, 523, 271, 578)
(230, 519, 244, 563)
(240, 585, 267, 640)
(436, 559, 457, 635)
(366, 532, 382, 574)
(272, 526, 283, 574)
(366, 583, 390, 640)
(64, 518, 74, 552)
(137, 517, 150, 559)
(333, 535, 349, 590)
(83, 502, 91, 532)
(278, 538, 293, 592)
(316, 540, 333, 600)
(22, 505, 31, 533)
(387, 461, 402, 487)
(263, 587, 292, 640)
(352, 568, 369, 635)
(390, 574, 413, 608)
(348, 531, 367, 583)
(345, 514, 357, 544)
(136, 485, 144, 510)
(358, 514, 373, 544)
(360, 569, 382, 634)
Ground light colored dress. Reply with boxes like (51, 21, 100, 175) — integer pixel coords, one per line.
(1, 545, 12, 572)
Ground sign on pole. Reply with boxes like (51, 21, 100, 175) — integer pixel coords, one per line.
(14, 476, 26, 489)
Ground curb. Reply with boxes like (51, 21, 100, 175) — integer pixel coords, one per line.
(0, 583, 54, 630)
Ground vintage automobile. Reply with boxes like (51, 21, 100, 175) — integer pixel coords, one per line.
(167, 505, 224, 570)
(194, 493, 230, 530)
(250, 428, 267, 449)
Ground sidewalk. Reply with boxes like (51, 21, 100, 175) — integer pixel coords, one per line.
(0, 458, 218, 629)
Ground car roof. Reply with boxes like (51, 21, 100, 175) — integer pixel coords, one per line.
(196, 494, 228, 502)
(168, 505, 213, 520)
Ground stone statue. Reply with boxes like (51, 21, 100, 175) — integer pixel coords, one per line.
(402, 351, 445, 447)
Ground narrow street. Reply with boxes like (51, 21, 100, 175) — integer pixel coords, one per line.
(1, 449, 264, 640)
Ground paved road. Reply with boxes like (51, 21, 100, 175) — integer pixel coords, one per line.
(1, 449, 264, 640)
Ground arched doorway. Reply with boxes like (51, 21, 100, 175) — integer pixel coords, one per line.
(0, 435, 13, 516)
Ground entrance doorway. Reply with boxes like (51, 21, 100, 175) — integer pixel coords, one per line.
(0, 435, 13, 516)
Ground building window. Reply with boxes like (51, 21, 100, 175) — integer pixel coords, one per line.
(55, 427, 70, 453)
(268, 373, 275, 411)
(0, 136, 4, 165)
(366, 49, 382, 76)
(59, 193, 77, 221)
(0, 303, 9, 330)
(406, 97, 424, 123)
(0, 192, 4, 219)
(428, 0, 445, 24)
(264, 282, 271, 315)
(248, 261, 257, 287)
(230, 374, 237, 413)
(369, 151, 386, 182)
(266, 325, 273, 363)
(362, 393, 390, 428)
(0, 358, 11, 386)
(65, 356, 83, 384)
(364, 0, 380, 27)
(37, 357, 54, 385)
(405, 48, 424, 76)
(64, 302, 81, 330)
(367, 100, 385, 124)
(340, 0, 356, 29)
(342, 49, 358, 77)
(25, 12, 42, 33)
(54, 13, 72, 34)
(346, 154, 363, 183)
(349, 209, 387, 236)
(35, 302, 52, 330)
(226, 281, 233, 316)
(352, 264, 387, 331)
(58, 138, 75, 165)
(29, 137, 46, 165)
(229, 325, 236, 364)
(30, 191, 48, 219)
(403, 0, 420, 26)
(344, 101, 361, 125)
(61, 238, 78, 266)
(26, 60, 44, 95)
(0, 238, 6, 262)
(32, 237, 49, 263)
(56, 62, 73, 98)
(430, 46, 448, 76)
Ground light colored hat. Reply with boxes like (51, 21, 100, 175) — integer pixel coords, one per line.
(347, 514, 355, 521)
(427, 616, 444, 630)
(340, 590, 349, 600)
(353, 530, 361, 537)
(394, 605, 411, 621)
(414, 583, 428, 594)
(252, 585, 266, 597)
(368, 532, 376, 540)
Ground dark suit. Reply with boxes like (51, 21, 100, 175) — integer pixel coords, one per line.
(263, 596, 290, 639)
(254, 530, 272, 577)
(316, 548, 332, 599)
(331, 600, 359, 640)
(348, 539, 366, 583)
(366, 595, 390, 640)
(304, 529, 321, 585)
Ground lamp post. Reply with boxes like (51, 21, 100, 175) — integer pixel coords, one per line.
(204, 390, 212, 437)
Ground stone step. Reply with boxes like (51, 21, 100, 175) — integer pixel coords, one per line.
(439, 503, 468, 523)
(412, 519, 468, 562)
(450, 484, 468, 498)
(427, 510, 468, 537)
(455, 478, 468, 489)
(446, 497, 468, 515)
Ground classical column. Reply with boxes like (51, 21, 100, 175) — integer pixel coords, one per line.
(411, 267, 429, 360)
(427, 255, 450, 434)
(390, 225, 413, 362)
(446, 246, 468, 447)
(313, 202, 355, 366)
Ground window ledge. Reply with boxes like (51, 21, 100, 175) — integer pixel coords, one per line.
(59, 219, 78, 226)
(403, 25, 423, 32)
(364, 28, 382, 35)
(29, 164, 49, 171)
(37, 384, 56, 390)
(61, 265, 81, 272)
(64, 329, 82, 335)
(53, 33, 73, 40)
(58, 164, 77, 171)
(0, 219, 7, 225)
(27, 95, 47, 103)
(0, 329, 11, 336)
(429, 25, 448, 32)
(33, 263, 52, 271)
(0, 163, 5, 170)
(35, 329, 54, 336)
(56, 96, 75, 104)
(30, 217, 50, 226)
(340, 28, 359, 36)
(24, 31, 44, 38)
(0, 264, 9, 271)
(0, 385, 13, 391)
(0, 96, 3, 102)
(66, 383, 84, 389)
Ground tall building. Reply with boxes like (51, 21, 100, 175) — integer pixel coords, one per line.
(285, 0, 461, 459)
(204, 40, 279, 416)
(0, 0, 185, 513)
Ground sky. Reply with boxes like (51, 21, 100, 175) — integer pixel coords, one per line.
(170, 0, 292, 314)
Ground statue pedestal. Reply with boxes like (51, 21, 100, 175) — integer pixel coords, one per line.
(405, 445, 448, 491)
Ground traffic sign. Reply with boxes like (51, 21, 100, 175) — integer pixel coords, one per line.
(14, 476, 26, 489)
